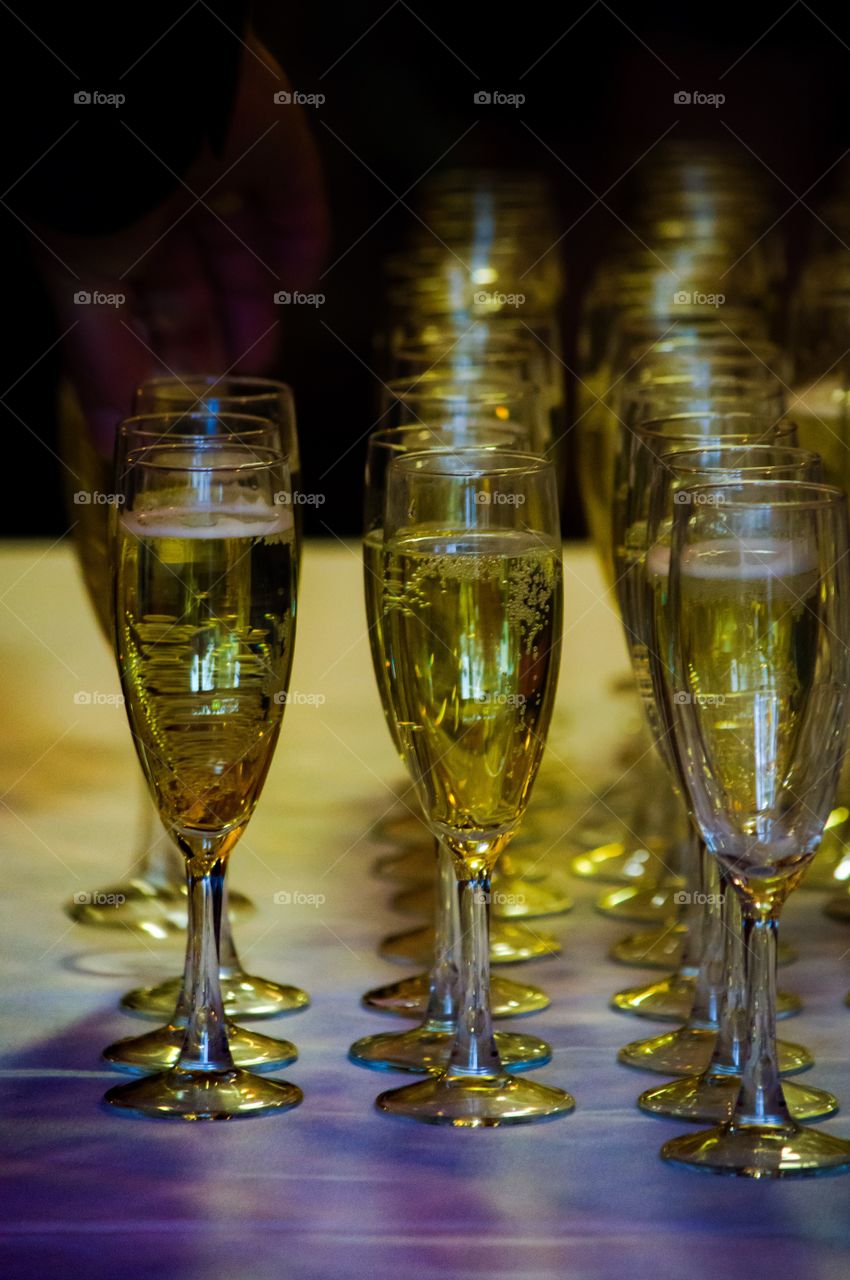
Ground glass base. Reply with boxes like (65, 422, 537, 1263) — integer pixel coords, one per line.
(595, 884, 680, 924)
(391, 877, 573, 921)
(379, 920, 561, 968)
(121, 971, 310, 1020)
(638, 1072, 839, 1123)
(104, 1066, 302, 1120)
(610, 927, 797, 970)
(103, 1022, 298, 1073)
(361, 971, 550, 1019)
(661, 1121, 850, 1178)
(618, 1027, 813, 1077)
(65, 881, 254, 940)
(375, 1071, 575, 1127)
(611, 975, 801, 1023)
(348, 1025, 552, 1074)
(570, 841, 663, 885)
(610, 924, 690, 971)
(372, 845, 432, 885)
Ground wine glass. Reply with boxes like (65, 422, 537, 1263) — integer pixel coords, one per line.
(660, 479, 850, 1176)
(104, 437, 302, 1119)
(354, 425, 555, 1068)
(119, 389, 310, 1023)
(373, 447, 574, 1125)
(380, 374, 538, 437)
(634, 444, 837, 1125)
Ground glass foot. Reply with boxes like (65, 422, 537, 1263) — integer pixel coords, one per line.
(375, 1071, 575, 1126)
(612, 976, 801, 1023)
(348, 1025, 551, 1074)
(103, 1021, 298, 1073)
(610, 924, 691, 971)
(372, 845, 432, 884)
(618, 1027, 812, 1077)
(65, 879, 186, 939)
(570, 841, 663, 885)
(638, 1073, 839, 1123)
(104, 1066, 302, 1120)
(595, 884, 681, 924)
(379, 920, 561, 968)
(361, 971, 550, 1019)
(661, 1121, 850, 1178)
(121, 971, 310, 1020)
(610, 927, 797, 970)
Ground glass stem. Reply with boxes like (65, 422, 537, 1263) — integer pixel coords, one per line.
(422, 839, 457, 1029)
(678, 824, 705, 974)
(447, 869, 501, 1077)
(709, 879, 748, 1075)
(174, 853, 235, 1075)
(731, 904, 791, 1128)
(216, 866, 241, 977)
(685, 843, 725, 1030)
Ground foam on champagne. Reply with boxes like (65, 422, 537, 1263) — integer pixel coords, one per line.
(121, 503, 292, 540)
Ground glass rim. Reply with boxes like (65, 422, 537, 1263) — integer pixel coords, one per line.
(119, 410, 275, 434)
(135, 374, 293, 405)
(122, 439, 286, 473)
(637, 411, 789, 438)
(672, 478, 847, 510)
(388, 447, 553, 479)
(662, 443, 821, 472)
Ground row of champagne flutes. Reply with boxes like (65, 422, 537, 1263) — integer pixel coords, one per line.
(571, 144, 850, 1174)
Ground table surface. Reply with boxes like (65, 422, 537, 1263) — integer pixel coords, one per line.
(1, 539, 850, 1280)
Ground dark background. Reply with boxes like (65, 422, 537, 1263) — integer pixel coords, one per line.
(4, 0, 849, 537)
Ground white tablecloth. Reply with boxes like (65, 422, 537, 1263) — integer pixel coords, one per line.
(1, 540, 849, 1279)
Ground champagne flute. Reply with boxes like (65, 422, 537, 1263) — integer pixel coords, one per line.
(104, 438, 302, 1119)
(634, 445, 837, 1124)
(660, 480, 850, 1176)
(374, 448, 574, 1124)
(355, 425, 554, 1066)
(119, 389, 310, 1023)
